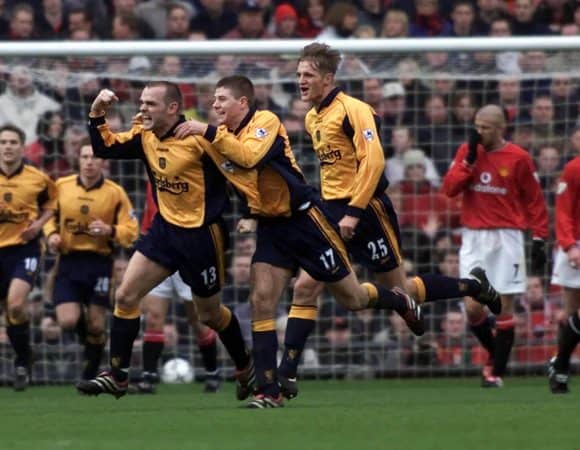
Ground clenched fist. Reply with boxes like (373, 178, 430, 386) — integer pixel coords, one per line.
(90, 89, 119, 117)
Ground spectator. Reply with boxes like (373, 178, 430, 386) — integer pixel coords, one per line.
(528, 95, 561, 150)
(0, 65, 61, 144)
(223, 0, 274, 39)
(494, 76, 521, 123)
(450, 90, 478, 147)
(2, 3, 35, 40)
(189, 0, 237, 39)
(165, 2, 191, 39)
(36, 0, 67, 39)
(111, 13, 142, 40)
(24, 110, 65, 175)
(473, 0, 503, 34)
(519, 50, 552, 105)
(437, 309, 469, 367)
(135, 0, 193, 39)
(417, 94, 455, 175)
(489, 17, 522, 74)
(549, 75, 578, 131)
(379, 8, 409, 38)
(271, 3, 300, 38)
(356, 0, 385, 35)
(535, 144, 561, 206)
(316, 1, 358, 40)
(297, 0, 327, 38)
(381, 81, 415, 144)
(409, 0, 451, 37)
(511, 0, 552, 36)
(386, 126, 440, 187)
(66, 6, 96, 39)
(361, 78, 384, 118)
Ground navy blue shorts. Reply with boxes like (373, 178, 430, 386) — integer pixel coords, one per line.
(53, 252, 113, 308)
(324, 192, 403, 273)
(253, 205, 351, 282)
(0, 241, 40, 299)
(135, 214, 228, 298)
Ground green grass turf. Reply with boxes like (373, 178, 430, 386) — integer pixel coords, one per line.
(0, 378, 576, 450)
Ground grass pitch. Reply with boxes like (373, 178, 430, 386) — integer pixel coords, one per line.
(0, 378, 576, 450)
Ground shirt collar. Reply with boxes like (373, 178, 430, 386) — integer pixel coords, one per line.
(77, 175, 105, 191)
(317, 87, 341, 113)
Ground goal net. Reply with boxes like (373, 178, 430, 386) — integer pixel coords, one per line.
(0, 39, 577, 384)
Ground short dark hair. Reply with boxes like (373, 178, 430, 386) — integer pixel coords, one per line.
(299, 42, 341, 76)
(0, 124, 26, 144)
(146, 81, 183, 110)
(216, 75, 255, 105)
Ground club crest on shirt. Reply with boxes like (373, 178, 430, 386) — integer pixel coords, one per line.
(255, 128, 268, 138)
(80, 204, 89, 215)
(557, 181, 568, 195)
(363, 129, 374, 141)
(315, 129, 321, 142)
(159, 157, 167, 169)
(498, 167, 509, 177)
(3, 192, 12, 203)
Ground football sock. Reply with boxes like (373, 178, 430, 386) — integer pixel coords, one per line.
(278, 305, 317, 378)
(142, 330, 165, 375)
(252, 319, 280, 397)
(109, 313, 140, 383)
(469, 313, 495, 356)
(75, 312, 87, 345)
(196, 328, 218, 373)
(82, 332, 106, 380)
(215, 305, 250, 370)
(363, 282, 407, 313)
(411, 275, 480, 304)
(493, 315, 515, 377)
(554, 314, 580, 373)
(6, 321, 31, 368)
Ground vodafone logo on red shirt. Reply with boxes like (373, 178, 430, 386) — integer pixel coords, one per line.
(471, 171, 507, 195)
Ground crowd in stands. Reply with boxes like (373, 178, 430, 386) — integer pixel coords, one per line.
(1, 0, 580, 382)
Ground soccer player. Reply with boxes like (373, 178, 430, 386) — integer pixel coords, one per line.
(44, 142, 139, 382)
(75, 82, 260, 400)
(0, 124, 57, 390)
(548, 156, 580, 394)
(277, 42, 501, 399)
(174, 75, 427, 409)
(134, 181, 220, 394)
(443, 104, 549, 387)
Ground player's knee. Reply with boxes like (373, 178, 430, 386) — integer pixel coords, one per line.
(7, 304, 27, 323)
(250, 289, 277, 317)
(87, 321, 105, 336)
(115, 287, 140, 310)
(293, 280, 319, 306)
(57, 316, 78, 331)
(196, 303, 220, 325)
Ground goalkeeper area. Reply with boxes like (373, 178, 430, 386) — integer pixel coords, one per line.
(1, 378, 576, 450)
(0, 39, 579, 383)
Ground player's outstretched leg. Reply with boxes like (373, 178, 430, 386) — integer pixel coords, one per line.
(408, 268, 501, 315)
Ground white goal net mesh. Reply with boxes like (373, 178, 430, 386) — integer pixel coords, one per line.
(0, 45, 577, 383)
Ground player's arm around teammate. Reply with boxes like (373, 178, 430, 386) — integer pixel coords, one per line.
(0, 124, 57, 390)
(44, 142, 138, 381)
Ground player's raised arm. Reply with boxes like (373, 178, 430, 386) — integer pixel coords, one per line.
(88, 89, 144, 160)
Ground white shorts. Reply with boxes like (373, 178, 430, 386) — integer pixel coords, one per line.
(148, 272, 193, 301)
(459, 228, 526, 295)
(551, 245, 580, 288)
